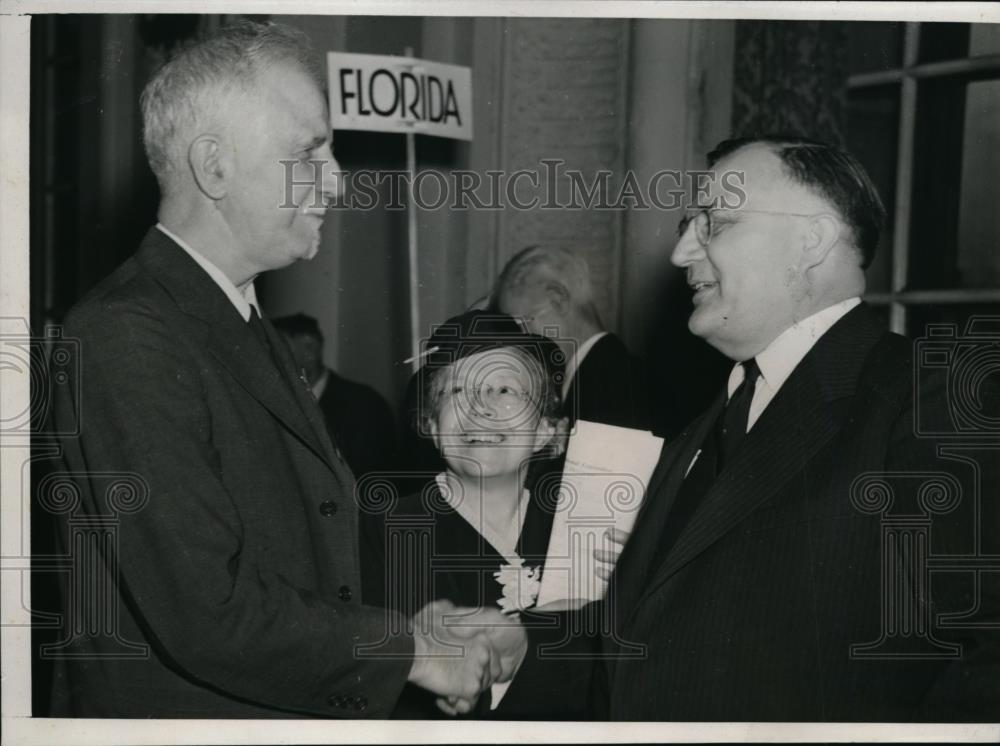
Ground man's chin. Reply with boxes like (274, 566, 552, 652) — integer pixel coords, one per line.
(300, 238, 321, 261)
(687, 307, 717, 340)
(288, 241, 320, 263)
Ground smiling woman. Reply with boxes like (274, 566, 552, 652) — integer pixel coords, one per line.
(359, 310, 567, 718)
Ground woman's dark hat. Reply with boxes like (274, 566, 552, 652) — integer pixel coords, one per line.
(417, 310, 566, 388)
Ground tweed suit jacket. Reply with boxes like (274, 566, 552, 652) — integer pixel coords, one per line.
(504, 304, 999, 720)
(47, 228, 412, 718)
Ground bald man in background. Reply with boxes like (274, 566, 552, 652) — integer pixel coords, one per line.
(492, 246, 653, 432)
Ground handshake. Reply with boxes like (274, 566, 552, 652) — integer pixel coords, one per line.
(404, 527, 628, 715)
(406, 599, 528, 716)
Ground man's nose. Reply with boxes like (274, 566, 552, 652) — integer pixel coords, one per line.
(315, 143, 344, 205)
(670, 224, 704, 268)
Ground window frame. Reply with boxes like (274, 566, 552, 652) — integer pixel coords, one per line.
(848, 22, 1000, 334)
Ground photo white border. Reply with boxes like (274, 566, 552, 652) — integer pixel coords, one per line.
(2, 2, 1000, 743)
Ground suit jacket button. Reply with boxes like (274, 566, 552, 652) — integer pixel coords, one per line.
(327, 694, 343, 707)
(338, 585, 352, 602)
(354, 696, 368, 712)
(319, 500, 338, 517)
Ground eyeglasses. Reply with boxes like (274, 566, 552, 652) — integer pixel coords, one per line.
(441, 382, 536, 415)
(676, 207, 832, 247)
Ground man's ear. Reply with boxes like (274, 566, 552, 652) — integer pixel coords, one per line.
(544, 282, 571, 316)
(188, 134, 228, 200)
(427, 418, 442, 453)
(801, 214, 841, 271)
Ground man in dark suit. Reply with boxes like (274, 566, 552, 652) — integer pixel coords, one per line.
(492, 246, 652, 431)
(44, 21, 519, 718)
(501, 136, 999, 720)
(272, 313, 396, 480)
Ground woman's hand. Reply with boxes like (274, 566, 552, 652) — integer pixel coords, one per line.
(593, 527, 629, 581)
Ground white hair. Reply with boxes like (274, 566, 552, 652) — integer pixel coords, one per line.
(139, 20, 321, 189)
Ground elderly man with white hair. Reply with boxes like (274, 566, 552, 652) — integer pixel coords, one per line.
(47, 20, 520, 718)
(492, 245, 652, 431)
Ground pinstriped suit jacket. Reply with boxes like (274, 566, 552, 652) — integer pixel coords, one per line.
(504, 304, 1000, 720)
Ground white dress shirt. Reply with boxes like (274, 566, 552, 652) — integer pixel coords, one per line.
(157, 223, 259, 321)
(311, 368, 330, 400)
(728, 297, 861, 432)
(563, 331, 608, 400)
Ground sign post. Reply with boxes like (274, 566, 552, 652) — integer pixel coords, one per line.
(403, 47, 420, 376)
(327, 51, 473, 372)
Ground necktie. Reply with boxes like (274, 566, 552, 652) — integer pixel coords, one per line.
(248, 305, 268, 346)
(248, 308, 352, 484)
(650, 358, 759, 569)
(249, 305, 296, 388)
(716, 358, 760, 470)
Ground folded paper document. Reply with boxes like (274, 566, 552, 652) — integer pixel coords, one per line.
(491, 421, 663, 710)
(535, 420, 664, 607)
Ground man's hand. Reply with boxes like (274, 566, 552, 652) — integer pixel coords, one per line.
(470, 607, 528, 683)
(408, 599, 498, 704)
(427, 606, 528, 716)
(532, 529, 628, 614)
(594, 527, 629, 581)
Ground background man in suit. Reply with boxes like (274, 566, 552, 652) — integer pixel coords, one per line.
(492, 246, 652, 431)
(46, 21, 521, 718)
(273, 313, 397, 480)
(501, 136, 998, 720)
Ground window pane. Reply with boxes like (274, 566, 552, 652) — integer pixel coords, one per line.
(908, 77, 967, 289)
(848, 85, 899, 293)
(969, 23, 1000, 57)
(918, 22, 970, 64)
(847, 22, 904, 75)
(957, 79, 1000, 288)
(909, 75, 1000, 290)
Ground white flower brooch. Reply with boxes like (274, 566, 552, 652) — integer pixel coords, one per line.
(494, 557, 542, 614)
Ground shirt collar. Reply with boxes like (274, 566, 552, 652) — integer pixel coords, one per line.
(563, 331, 608, 399)
(311, 368, 330, 400)
(726, 297, 862, 399)
(156, 223, 259, 322)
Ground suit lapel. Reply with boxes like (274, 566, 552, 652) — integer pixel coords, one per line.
(135, 229, 337, 473)
(644, 359, 838, 593)
(607, 397, 721, 616)
(633, 304, 888, 607)
(259, 315, 345, 470)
